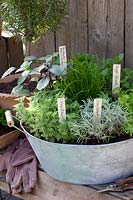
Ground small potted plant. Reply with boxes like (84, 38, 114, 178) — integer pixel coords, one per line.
(0, 52, 64, 109)
(13, 53, 133, 185)
(0, 0, 67, 109)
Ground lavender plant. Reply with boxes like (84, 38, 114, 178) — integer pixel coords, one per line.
(71, 98, 132, 144)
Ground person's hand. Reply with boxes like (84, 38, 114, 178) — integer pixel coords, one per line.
(6, 138, 37, 193)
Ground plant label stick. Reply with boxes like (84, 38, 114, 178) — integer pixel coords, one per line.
(112, 64, 121, 91)
(93, 98, 102, 121)
(59, 46, 67, 75)
(57, 98, 66, 123)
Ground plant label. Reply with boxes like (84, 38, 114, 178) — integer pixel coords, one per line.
(57, 98, 66, 123)
(59, 46, 67, 75)
(112, 64, 121, 91)
(93, 98, 102, 121)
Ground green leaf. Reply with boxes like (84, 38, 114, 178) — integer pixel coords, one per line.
(46, 56, 52, 64)
(37, 76, 50, 90)
(22, 70, 31, 77)
(1, 67, 16, 78)
(30, 64, 45, 74)
(17, 76, 27, 85)
(11, 85, 30, 95)
(16, 61, 32, 73)
(52, 52, 59, 57)
(49, 65, 67, 76)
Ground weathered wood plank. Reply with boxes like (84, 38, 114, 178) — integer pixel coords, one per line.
(88, 0, 124, 59)
(125, 0, 133, 69)
(7, 37, 23, 68)
(0, 171, 122, 200)
(30, 32, 55, 58)
(56, 0, 88, 58)
(0, 37, 8, 76)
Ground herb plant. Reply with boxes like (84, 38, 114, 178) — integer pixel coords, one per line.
(14, 91, 80, 144)
(56, 54, 105, 103)
(2, 52, 65, 95)
(118, 89, 133, 136)
(0, 108, 8, 127)
(71, 98, 132, 144)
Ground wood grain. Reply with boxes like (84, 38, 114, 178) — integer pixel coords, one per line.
(125, 0, 133, 68)
(56, 0, 88, 58)
(30, 32, 55, 58)
(7, 37, 23, 68)
(0, 38, 8, 75)
(0, 171, 123, 200)
(88, 0, 124, 58)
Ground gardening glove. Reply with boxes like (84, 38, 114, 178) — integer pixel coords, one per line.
(0, 140, 19, 171)
(6, 138, 37, 193)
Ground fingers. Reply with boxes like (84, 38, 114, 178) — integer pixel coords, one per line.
(28, 159, 38, 189)
(12, 185, 23, 194)
(22, 167, 32, 193)
(6, 166, 15, 184)
(10, 166, 23, 189)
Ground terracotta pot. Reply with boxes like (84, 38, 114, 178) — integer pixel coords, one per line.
(0, 130, 20, 150)
(0, 74, 30, 110)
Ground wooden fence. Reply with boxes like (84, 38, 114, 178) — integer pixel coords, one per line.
(0, 36, 23, 76)
(31, 0, 133, 69)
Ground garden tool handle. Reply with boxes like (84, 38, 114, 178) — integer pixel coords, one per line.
(5, 110, 26, 135)
(5, 110, 14, 127)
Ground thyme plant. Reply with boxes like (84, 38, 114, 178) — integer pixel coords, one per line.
(14, 90, 79, 144)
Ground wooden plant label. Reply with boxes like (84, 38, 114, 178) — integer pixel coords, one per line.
(93, 98, 102, 121)
(112, 64, 121, 91)
(57, 98, 66, 123)
(59, 46, 67, 74)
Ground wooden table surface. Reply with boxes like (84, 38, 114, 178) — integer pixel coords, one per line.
(0, 171, 133, 200)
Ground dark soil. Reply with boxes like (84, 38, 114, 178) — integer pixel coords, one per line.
(0, 79, 36, 94)
(0, 79, 18, 94)
(0, 126, 15, 136)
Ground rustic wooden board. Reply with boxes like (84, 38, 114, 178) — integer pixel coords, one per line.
(0, 37, 8, 76)
(7, 37, 23, 68)
(88, 0, 124, 59)
(125, 0, 133, 68)
(56, 0, 88, 58)
(30, 32, 55, 58)
(0, 171, 126, 200)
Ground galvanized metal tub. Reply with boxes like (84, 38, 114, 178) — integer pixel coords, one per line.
(21, 123, 133, 185)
